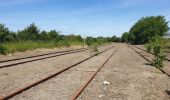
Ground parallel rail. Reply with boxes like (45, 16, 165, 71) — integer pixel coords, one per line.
(129, 45, 170, 78)
(131, 45, 170, 61)
(0, 47, 88, 63)
(0, 46, 114, 100)
(72, 49, 118, 100)
(0, 48, 90, 68)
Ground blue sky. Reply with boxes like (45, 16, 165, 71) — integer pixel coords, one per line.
(0, 0, 170, 37)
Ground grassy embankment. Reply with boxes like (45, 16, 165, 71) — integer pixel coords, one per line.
(0, 41, 83, 55)
(163, 39, 170, 53)
(0, 40, 109, 55)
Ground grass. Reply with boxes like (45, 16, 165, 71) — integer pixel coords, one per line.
(0, 41, 84, 55)
(162, 38, 170, 53)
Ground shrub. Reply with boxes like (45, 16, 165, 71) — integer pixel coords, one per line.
(0, 45, 7, 55)
(56, 40, 70, 47)
(145, 35, 166, 68)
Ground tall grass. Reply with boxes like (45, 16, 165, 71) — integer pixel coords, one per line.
(0, 41, 83, 55)
(162, 38, 170, 53)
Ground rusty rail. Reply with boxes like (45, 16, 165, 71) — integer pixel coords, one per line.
(0, 47, 89, 63)
(129, 45, 170, 78)
(72, 49, 118, 100)
(0, 46, 114, 100)
(0, 48, 90, 68)
(131, 45, 170, 61)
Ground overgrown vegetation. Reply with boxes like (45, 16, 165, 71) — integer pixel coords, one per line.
(145, 35, 166, 68)
(121, 16, 169, 44)
(121, 15, 170, 68)
(0, 23, 119, 55)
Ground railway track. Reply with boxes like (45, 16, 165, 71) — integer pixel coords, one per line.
(129, 45, 170, 78)
(131, 45, 170, 61)
(0, 45, 115, 100)
(72, 48, 118, 100)
(0, 47, 88, 63)
(0, 48, 90, 68)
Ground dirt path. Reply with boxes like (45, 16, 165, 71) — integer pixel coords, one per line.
(77, 44, 170, 100)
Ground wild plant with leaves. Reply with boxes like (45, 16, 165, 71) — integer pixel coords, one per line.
(145, 35, 166, 68)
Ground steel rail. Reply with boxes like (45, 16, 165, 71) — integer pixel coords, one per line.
(0, 46, 114, 100)
(72, 49, 118, 100)
(129, 45, 170, 78)
(0, 48, 90, 68)
(0, 47, 89, 63)
(0, 43, 110, 64)
(131, 45, 170, 61)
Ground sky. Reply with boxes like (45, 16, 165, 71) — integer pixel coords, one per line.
(0, 0, 170, 37)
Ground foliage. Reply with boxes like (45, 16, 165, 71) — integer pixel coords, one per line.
(145, 35, 166, 68)
(0, 24, 10, 42)
(0, 22, 113, 54)
(85, 37, 97, 46)
(153, 53, 166, 68)
(1, 41, 83, 54)
(121, 32, 129, 43)
(18, 23, 39, 41)
(128, 16, 169, 44)
(91, 43, 99, 56)
(56, 40, 70, 47)
(0, 45, 7, 55)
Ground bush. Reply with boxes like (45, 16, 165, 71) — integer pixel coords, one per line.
(145, 35, 166, 68)
(56, 40, 70, 47)
(145, 43, 153, 53)
(128, 16, 169, 44)
(0, 45, 7, 55)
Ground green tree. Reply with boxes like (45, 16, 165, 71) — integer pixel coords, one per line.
(47, 30, 60, 41)
(39, 31, 48, 41)
(0, 24, 10, 42)
(129, 16, 169, 44)
(18, 23, 39, 41)
(85, 37, 96, 46)
(3, 32, 17, 42)
(121, 32, 129, 43)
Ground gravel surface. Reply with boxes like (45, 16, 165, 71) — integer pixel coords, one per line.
(0, 45, 112, 97)
(1, 43, 169, 100)
(0, 45, 84, 61)
(78, 43, 170, 100)
(132, 45, 170, 77)
(135, 45, 170, 60)
(9, 45, 117, 100)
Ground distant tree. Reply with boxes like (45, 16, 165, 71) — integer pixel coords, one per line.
(129, 16, 169, 44)
(85, 37, 96, 46)
(39, 31, 48, 41)
(0, 24, 10, 42)
(67, 34, 83, 42)
(18, 23, 39, 41)
(47, 30, 60, 41)
(3, 32, 17, 42)
(110, 36, 116, 42)
(121, 32, 129, 43)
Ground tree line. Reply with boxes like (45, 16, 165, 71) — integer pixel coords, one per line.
(121, 16, 169, 44)
(0, 23, 120, 45)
